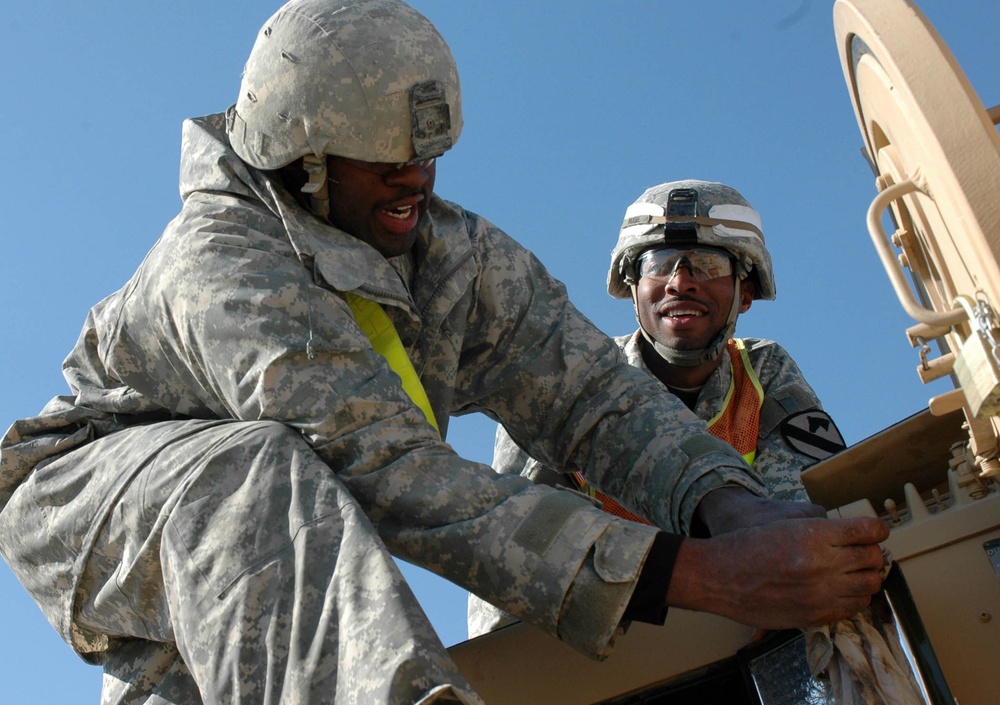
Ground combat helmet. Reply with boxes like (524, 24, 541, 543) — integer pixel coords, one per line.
(226, 0, 462, 214)
(607, 180, 775, 366)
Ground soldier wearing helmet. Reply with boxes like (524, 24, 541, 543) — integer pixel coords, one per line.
(610, 180, 776, 371)
(0, 3, 886, 704)
(608, 179, 845, 498)
(471, 180, 846, 636)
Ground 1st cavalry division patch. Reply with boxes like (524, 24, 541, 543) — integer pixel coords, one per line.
(780, 410, 846, 461)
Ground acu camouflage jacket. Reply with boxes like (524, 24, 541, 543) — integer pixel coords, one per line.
(0, 112, 762, 658)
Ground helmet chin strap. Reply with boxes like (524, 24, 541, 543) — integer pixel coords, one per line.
(632, 274, 743, 368)
(300, 154, 331, 219)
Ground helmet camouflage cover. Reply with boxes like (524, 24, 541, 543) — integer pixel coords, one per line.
(227, 0, 462, 170)
(608, 180, 776, 301)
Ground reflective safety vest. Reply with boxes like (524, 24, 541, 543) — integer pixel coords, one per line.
(707, 338, 764, 467)
(572, 338, 764, 525)
(345, 292, 440, 435)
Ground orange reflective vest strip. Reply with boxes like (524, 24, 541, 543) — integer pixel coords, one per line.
(573, 338, 763, 524)
(706, 338, 764, 467)
(570, 476, 652, 525)
(344, 292, 440, 435)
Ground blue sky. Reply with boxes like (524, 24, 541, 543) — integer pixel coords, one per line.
(2, 1, 997, 700)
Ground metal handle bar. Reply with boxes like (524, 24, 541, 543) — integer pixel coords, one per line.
(866, 179, 967, 327)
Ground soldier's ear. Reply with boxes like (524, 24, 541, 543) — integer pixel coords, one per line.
(739, 279, 754, 313)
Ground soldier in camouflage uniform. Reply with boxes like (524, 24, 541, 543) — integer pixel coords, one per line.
(469, 180, 850, 636)
(0, 3, 888, 704)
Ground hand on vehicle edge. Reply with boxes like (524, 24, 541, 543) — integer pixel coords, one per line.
(666, 515, 890, 630)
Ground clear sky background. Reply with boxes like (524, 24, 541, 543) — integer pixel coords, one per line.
(2, 1, 997, 701)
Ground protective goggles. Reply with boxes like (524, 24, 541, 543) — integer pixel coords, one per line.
(636, 246, 734, 283)
(340, 156, 436, 177)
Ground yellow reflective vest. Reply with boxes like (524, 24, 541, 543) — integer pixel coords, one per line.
(345, 292, 440, 435)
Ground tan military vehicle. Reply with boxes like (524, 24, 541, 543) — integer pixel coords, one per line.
(448, 0, 1000, 702)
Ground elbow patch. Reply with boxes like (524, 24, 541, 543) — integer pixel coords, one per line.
(513, 489, 587, 555)
(680, 433, 747, 465)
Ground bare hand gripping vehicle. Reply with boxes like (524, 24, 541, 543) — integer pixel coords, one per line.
(448, 1, 1000, 702)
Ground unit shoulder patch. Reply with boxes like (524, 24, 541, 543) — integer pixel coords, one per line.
(780, 410, 846, 460)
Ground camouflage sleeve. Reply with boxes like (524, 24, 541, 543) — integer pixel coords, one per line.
(493, 424, 571, 488)
(748, 340, 847, 501)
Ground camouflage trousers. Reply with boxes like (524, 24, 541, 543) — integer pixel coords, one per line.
(0, 419, 480, 705)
